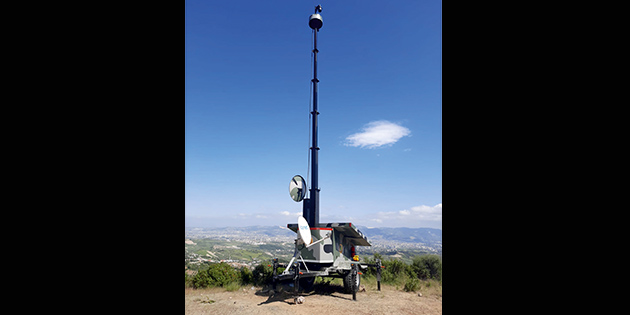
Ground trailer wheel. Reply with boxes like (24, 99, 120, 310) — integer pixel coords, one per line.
(299, 277, 316, 293)
(342, 271, 360, 293)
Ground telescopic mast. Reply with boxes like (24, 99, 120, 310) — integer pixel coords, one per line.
(303, 5, 323, 228)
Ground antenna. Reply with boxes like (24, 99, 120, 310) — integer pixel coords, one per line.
(297, 216, 312, 245)
(282, 215, 331, 276)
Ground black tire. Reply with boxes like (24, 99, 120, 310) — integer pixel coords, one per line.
(299, 277, 316, 293)
(342, 271, 360, 293)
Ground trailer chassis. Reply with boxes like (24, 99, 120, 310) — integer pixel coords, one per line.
(270, 257, 384, 301)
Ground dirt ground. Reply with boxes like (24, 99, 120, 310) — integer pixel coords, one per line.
(185, 283, 442, 315)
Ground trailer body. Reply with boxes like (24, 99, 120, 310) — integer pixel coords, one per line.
(272, 222, 378, 297)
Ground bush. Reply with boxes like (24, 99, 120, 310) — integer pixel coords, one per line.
(381, 258, 413, 284)
(252, 263, 273, 286)
(192, 262, 240, 288)
(191, 269, 210, 288)
(404, 277, 420, 292)
(240, 267, 253, 285)
(411, 255, 442, 281)
(410, 258, 429, 280)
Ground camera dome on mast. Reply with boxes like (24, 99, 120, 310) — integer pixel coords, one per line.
(309, 5, 323, 30)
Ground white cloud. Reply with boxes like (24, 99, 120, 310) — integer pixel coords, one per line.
(344, 120, 411, 149)
(280, 211, 302, 217)
(409, 203, 442, 221)
(368, 203, 442, 228)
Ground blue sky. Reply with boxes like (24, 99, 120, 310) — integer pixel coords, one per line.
(185, 0, 441, 229)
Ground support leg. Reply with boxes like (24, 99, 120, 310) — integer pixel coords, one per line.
(351, 263, 357, 301)
(293, 262, 300, 296)
(283, 245, 299, 275)
(272, 258, 278, 291)
(298, 253, 310, 273)
(376, 258, 381, 291)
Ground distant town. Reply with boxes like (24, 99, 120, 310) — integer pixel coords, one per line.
(185, 225, 441, 271)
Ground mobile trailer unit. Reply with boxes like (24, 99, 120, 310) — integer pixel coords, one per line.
(272, 222, 384, 299)
(273, 6, 385, 300)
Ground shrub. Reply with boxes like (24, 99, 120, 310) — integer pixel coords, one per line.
(191, 269, 210, 288)
(192, 262, 240, 288)
(185, 271, 196, 288)
(381, 258, 413, 284)
(240, 267, 253, 285)
(411, 255, 442, 281)
(252, 263, 273, 286)
(410, 257, 429, 280)
(208, 262, 240, 286)
(404, 277, 420, 292)
(386, 259, 408, 276)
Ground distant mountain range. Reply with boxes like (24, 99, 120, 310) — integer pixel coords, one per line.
(357, 226, 442, 245)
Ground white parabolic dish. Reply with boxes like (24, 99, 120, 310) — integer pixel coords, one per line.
(297, 216, 312, 245)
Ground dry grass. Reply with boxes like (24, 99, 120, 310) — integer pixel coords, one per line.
(416, 279, 442, 297)
(360, 275, 441, 297)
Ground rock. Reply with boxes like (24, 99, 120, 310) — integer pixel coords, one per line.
(359, 285, 366, 292)
(294, 296, 305, 304)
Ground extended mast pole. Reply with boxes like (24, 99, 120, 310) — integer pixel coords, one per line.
(304, 5, 323, 227)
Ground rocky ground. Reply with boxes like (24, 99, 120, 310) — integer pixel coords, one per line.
(185, 283, 442, 315)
